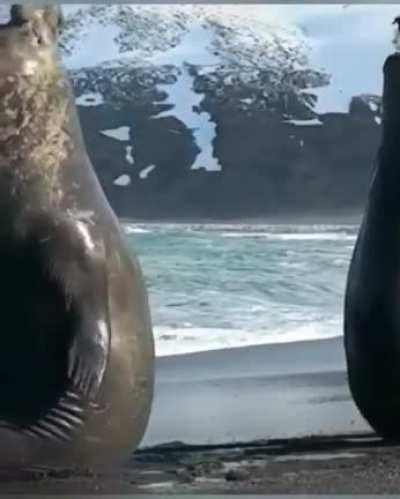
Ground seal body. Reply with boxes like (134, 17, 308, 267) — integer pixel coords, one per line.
(344, 54, 400, 438)
(0, 6, 154, 467)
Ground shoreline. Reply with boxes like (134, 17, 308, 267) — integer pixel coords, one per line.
(142, 336, 368, 448)
(155, 332, 343, 360)
(119, 212, 362, 226)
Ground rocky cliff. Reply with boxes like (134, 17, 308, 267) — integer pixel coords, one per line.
(61, 5, 381, 220)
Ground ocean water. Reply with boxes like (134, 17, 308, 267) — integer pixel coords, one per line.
(122, 223, 358, 357)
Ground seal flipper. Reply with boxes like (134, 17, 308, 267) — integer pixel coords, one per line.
(37, 216, 111, 402)
(68, 310, 109, 400)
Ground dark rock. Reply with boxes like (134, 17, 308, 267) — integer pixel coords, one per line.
(70, 66, 380, 221)
(174, 469, 195, 483)
(225, 468, 250, 482)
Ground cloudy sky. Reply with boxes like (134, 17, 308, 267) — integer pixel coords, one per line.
(208, 5, 399, 112)
(274, 5, 399, 111)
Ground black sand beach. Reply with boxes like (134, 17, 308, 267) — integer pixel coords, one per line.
(1, 336, 398, 494)
(143, 336, 368, 447)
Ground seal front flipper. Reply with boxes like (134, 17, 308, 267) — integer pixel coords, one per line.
(67, 309, 109, 400)
(37, 216, 111, 402)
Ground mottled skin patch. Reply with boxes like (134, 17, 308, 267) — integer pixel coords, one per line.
(0, 18, 70, 205)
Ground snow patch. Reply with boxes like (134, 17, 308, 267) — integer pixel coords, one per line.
(369, 101, 378, 112)
(125, 145, 135, 165)
(100, 126, 130, 141)
(151, 26, 222, 172)
(63, 16, 129, 70)
(62, 5, 194, 69)
(76, 93, 104, 107)
(285, 118, 323, 126)
(155, 66, 222, 172)
(149, 22, 219, 67)
(114, 174, 131, 186)
(139, 165, 156, 179)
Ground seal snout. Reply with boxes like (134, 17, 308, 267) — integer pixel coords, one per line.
(10, 5, 63, 32)
(0, 5, 64, 78)
(0, 5, 64, 50)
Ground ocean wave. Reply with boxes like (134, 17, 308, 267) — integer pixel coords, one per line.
(154, 325, 342, 357)
(121, 222, 359, 236)
(121, 222, 351, 358)
(123, 224, 152, 234)
(222, 232, 356, 241)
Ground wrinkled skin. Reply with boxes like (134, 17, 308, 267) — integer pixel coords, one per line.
(345, 54, 400, 438)
(0, 5, 154, 468)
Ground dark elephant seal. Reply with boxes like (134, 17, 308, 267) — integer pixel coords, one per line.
(344, 53, 400, 438)
(0, 5, 154, 467)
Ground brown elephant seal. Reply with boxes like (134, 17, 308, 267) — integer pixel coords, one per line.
(0, 5, 154, 468)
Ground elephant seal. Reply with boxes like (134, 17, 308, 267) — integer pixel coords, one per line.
(0, 5, 154, 468)
(344, 53, 400, 438)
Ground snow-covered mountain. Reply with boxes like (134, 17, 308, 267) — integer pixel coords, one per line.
(61, 5, 335, 185)
(61, 5, 328, 116)
(3, 5, 394, 219)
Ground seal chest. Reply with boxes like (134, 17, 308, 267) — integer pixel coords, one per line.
(0, 5, 154, 468)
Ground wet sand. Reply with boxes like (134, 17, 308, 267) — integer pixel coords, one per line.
(1, 336, 396, 494)
(143, 336, 369, 446)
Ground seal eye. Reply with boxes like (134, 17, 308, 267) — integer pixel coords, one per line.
(33, 29, 44, 46)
